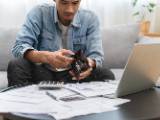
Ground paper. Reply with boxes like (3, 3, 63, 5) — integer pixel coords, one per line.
(49, 97, 130, 120)
(64, 81, 119, 97)
(0, 83, 130, 120)
(0, 85, 46, 104)
(0, 85, 66, 114)
(46, 88, 77, 101)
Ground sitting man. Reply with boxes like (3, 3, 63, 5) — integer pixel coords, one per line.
(7, 0, 115, 86)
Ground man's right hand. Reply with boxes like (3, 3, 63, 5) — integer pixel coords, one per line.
(45, 49, 74, 69)
(24, 49, 74, 69)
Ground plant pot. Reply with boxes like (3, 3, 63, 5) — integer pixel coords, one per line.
(140, 21, 150, 34)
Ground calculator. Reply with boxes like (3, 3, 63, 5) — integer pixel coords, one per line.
(38, 81, 64, 90)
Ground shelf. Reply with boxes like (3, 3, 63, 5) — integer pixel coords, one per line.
(143, 32, 160, 37)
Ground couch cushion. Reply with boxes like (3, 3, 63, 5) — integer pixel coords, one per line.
(102, 23, 140, 68)
(0, 71, 8, 89)
(139, 36, 160, 44)
(0, 28, 18, 71)
(111, 69, 124, 80)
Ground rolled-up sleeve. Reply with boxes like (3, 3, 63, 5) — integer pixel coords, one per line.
(86, 12, 104, 69)
(12, 6, 42, 58)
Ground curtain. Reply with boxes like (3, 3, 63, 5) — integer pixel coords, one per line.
(0, 0, 159, 32)
(81, 0, 133, 29)
(153, 5, 160, 32)
(81, 0, 160, 32)
(0, 0, 53, 29)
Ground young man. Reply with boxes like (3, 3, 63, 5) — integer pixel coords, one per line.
(7, 0, 114, 86)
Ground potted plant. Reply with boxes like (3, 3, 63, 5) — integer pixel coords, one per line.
(132, 0, 157, 33)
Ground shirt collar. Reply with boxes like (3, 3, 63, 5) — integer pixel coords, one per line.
(53, 5, 58, 23)
(71, 10, 81, 28)
(53, 5, 81, 28)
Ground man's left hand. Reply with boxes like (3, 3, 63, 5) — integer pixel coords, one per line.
(70, 58, 96, 80)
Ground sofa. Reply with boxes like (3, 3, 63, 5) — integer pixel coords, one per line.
(0, 23, 156, 90)
(0, 28, 18, 89)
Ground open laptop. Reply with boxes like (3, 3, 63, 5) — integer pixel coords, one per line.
(52, 43, 160, 99)
(112, 43, 160, 97)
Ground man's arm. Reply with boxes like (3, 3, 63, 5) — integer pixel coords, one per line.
(12, 6, 42, 58)
(12, 6, 74, 69)
(71, 12, 104, 80)
(85, 12, 104, 69)
(24, 49, 74, 69)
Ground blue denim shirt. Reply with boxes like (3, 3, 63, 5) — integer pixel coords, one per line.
(12, 4, 104, 68)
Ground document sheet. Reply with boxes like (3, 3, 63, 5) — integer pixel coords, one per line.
(0, 82, 130, 120)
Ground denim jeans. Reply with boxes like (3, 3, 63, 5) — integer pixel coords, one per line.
(7, 58, 115, 86)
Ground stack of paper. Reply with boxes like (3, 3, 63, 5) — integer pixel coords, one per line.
(49, 97, 129, 120)
(64, 81, 119, 97)
(0, 85, 65, 114)
(0, 82, 130, 120)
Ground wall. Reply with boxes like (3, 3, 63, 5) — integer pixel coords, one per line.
(154, 6, 160, 32)
(0, 0, 159, 32)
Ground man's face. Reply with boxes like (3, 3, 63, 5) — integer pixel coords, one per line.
(55, 0, 81, 26)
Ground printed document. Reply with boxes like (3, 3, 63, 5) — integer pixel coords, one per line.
(0, 82, 130, 120)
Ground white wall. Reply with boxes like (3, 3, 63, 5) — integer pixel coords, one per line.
(0, 0, 26, 28)
(82, 0, 134, 28)
(0, 0, 53, 29)
(81, 0, 160, 33)
(0, 0, 159, 32)
(153, 6, 160, 32)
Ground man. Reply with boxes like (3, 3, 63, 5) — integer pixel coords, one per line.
(7, 0, 114, 86)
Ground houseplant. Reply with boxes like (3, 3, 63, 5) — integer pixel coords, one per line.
(132, 0, 157, 33)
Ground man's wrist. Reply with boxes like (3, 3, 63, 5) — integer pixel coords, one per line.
(24, 50, 51, 64)
(88, 58, 96, 69)
(91, 59, 96, 69)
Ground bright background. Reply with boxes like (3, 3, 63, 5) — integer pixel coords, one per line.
(0, 0, 160, 32)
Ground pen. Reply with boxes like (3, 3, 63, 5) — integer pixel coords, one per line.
(46, 91, 60, 101)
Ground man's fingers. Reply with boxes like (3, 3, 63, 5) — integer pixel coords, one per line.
(56, 54, 73, 63)
(69, 71, 75, 77)
(55, 53, 74, 68)
(72, 68, 93, 80)
(87, 58, 96, 68)
(87, 58, 93, 67)
(60, 49, 75, 56)
(48, 50, 74, 69)
(79, 67, 93, 78)
(70, 71, 80, 80)
(72, 77, 77, 80)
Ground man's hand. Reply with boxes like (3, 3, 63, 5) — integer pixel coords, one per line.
(25, 49, 74, 69)
(46, 49, 74, 69)
(70, 58, 96, 80)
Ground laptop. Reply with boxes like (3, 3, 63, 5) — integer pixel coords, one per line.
(111, 43, 160, 98)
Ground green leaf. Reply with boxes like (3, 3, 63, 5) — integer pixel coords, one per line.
(132, 0, 138, 7)
(148, 9, 153, 13)
(149, 3, 156, 8)
(133, 12, 139, 16)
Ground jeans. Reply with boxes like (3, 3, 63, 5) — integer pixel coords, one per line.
(7, 58, 115, 86)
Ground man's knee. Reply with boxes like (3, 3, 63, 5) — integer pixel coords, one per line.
(8, 58, 20, 70)
(7, 58, 33, 86)
(7, 58, 32, 71)
(86, 67, 115, 82)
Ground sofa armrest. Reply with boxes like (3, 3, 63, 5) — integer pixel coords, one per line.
(138, 36, 160, 44)
(0, 71, 8, 89)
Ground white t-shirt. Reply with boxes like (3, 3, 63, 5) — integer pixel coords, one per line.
(55, 22, 70, 72)
(58, 21, 69, 49)
(44, 22, 71, 72)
